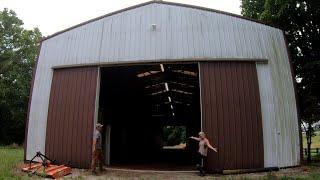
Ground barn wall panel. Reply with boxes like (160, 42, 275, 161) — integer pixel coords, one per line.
(26, 3, 299, 167)
(200, 62, 264, 170)
(26, 42, 53, 160)
(45, 67, 98, 168)
(256, 63, 278, 167)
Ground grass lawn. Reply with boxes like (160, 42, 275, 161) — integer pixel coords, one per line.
(0, 147, 30, 180)
(303, 131, 320, 149)
(302, 130, 320, 161)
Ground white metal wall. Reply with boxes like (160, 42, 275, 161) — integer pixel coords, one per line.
(26, 3, 300, 167)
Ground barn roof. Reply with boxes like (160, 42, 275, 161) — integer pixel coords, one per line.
(42, 0, 279, 42)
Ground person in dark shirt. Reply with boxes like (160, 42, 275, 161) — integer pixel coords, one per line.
(91, 123, 104, 174)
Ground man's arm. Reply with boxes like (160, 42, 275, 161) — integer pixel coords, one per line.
(92, 138, 96, 152)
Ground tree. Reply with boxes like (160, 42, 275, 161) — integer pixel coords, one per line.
(241, 0, 320, 163)
(241, 0, 265, 19)
(163, 126, 186, 146)
(0, 8, 42, 144)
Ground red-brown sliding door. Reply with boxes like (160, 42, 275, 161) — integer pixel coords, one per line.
(199, 62, 264, 171)
(45, 67, 98, 168)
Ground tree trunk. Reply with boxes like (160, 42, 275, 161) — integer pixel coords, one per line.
(306, 122, 312, 163)
(307, 141, 311, 163)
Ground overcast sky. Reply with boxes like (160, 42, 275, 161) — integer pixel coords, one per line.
(0, 0, 241, 36)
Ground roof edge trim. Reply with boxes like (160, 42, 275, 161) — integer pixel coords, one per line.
(51, 58, 269, 69)
(41, 1, 280, 42)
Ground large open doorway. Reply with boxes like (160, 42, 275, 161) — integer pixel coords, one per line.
(98, 63, 201, 170)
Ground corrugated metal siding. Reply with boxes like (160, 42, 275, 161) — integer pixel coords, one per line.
(26, 44, 53, 160)
(26, 3, 299, 167)
(200, 62, 264, 170)
(256, 31, 300, 167)
(256, 63, 279, 167)
(45, 67, 98, 168)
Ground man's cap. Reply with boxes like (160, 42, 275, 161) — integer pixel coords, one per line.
(96, 123, 103, 128)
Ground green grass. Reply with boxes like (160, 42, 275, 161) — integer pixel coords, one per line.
(279, 173, 320, 180)
(303, 131, 320, 149)
(0, 147, 30, 180)
(302, 130, 320, 160)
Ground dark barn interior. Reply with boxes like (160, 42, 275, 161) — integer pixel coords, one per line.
(98, 63, 201, 170)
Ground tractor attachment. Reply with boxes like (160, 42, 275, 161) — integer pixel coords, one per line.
(22, 151, 72, 179)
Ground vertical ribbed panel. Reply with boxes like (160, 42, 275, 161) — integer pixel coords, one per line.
(256, 63, 279, 167)
(45, 67, 98, 168)
(200, 62, 264, 170)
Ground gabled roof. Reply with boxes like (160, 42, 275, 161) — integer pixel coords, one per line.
(42, 0, 278, 42)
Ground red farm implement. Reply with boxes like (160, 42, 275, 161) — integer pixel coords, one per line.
(22, 151, 72, 179)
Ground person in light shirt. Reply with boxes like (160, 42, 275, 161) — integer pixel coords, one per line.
(190, 132, 217, 176)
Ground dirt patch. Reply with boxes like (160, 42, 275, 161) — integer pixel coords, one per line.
(64, 165, 320, 180)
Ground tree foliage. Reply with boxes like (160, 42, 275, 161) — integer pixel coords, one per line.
(0, 8, 42, 144)
(163, 126, 186, 146)
(241, 0, 320, 162)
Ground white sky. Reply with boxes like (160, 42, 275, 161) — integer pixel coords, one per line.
(0, 0, 241, 36)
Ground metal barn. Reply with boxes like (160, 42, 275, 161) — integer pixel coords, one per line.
(25, 1, 301, 171)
